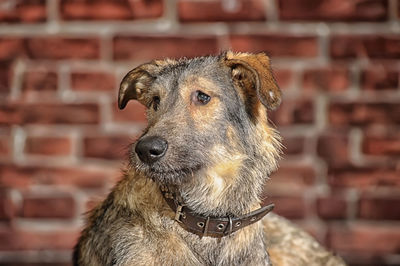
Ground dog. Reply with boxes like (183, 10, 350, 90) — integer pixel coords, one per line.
(73, 51, 345, 266)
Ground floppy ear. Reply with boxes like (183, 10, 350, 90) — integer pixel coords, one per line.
(118, 59, 176, 109)
(223, 51, 282, 110)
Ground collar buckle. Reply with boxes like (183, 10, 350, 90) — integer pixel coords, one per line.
(174, 203, 185, 223)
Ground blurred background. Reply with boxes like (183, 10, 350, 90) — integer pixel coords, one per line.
(0, 0, 399, 265)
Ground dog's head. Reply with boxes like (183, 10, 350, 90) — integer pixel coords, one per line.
(119, 52, 282, 192)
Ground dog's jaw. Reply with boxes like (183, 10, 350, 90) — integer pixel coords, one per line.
(129, 156, 203, 185)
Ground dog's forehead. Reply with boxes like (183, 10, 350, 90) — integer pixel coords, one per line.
(155, 56, 225, 90)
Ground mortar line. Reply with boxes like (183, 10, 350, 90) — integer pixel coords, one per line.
(265, 0, 279, 22)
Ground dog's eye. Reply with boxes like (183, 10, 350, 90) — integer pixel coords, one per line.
(152, 96, 160, 111)
(192, 90, 211, 105)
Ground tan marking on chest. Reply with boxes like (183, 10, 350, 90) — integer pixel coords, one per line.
(204, 145, 245, 201)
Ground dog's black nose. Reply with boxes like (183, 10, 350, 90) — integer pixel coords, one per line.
(135, 136, 168, 164)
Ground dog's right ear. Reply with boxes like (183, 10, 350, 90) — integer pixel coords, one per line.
(118, 59, 176, 109)
(118, 66, 154, 109)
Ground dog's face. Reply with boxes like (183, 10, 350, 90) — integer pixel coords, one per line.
(119, 52, 282, 186)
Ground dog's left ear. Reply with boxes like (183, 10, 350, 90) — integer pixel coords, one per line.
(223, 51, 282, 110)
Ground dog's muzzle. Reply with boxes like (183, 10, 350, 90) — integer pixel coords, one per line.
(135, 136, 168, 164)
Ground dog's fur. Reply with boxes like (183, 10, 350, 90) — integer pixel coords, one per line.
(73, 52, 345, 266)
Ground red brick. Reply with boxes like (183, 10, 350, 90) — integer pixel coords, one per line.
(281, 135, 305, 155)
(26, 37, 100, 60)
(361, 67, 399, 90)
(113, 35, 219, 61)
(329, 166, 400, 188)
(317, 131, 349, 169)
(0, 129, 10, 156)
(21, 195, 75, 219)
(264, 195, 306, 219)
(359, 195, 400, 220)
(274, 68, 292, 90)
(317, 195, 347, 220)
(270, 98, 314, 126)
(328, 223, 400, 254)
(83, 135, 133, 160)
(0, 38, 24, 60)
(303, 66, 350, 92)
(331, 35, 400, 59)
(71, 71, 116, 92)
(230, 34, 319, 58)
(24, 136, 72, 156)
(398, 1, 400, 18)
(112, 100, 147, 123)
(268, 166, 315, 198)
(269, 165, 315, 188)
(0, 0, 47, 23)
(18, 260, 73, 265)
(0, 196, 13, 221)
(344, 255, 393, 266)
(0, 261, 71, 266)
(61, 0, 163, 20)
(0, 164, 114, 189)
(0, 228, 79, 250)
(0, 61, 13, 95)
(0, 138, 9, 155)
(22, 70, 58, 94)
(279, 0, 388, 21)
(128, 0, 163, 19)
(363, 132, 400, 156)
(178, 0, 265, 22)
(329, 102, 400, 127)
(0, 104, 21, 125)
(0, 103, 99, 125)
(85, 198, 102, 213)
(0, 189, 16, 221)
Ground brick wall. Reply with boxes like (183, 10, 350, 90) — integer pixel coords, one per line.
(0, 0, 399, 265)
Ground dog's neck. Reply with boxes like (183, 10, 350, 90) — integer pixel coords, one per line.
(159, 184, 274, 238)
(165, 161, 272, 218)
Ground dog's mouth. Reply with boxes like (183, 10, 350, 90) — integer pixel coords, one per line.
(131, 160, 203, 184)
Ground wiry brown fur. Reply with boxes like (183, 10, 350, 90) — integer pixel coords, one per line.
(74, 52, 345, 266)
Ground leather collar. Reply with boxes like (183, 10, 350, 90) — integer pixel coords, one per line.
(160, 185, 274, 238)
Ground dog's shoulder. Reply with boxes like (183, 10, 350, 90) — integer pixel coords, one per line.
(74, 172, 202, 265)
(262, 213, 346, 266)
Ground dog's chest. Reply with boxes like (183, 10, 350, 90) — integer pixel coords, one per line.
(172, 225, 271, 266)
